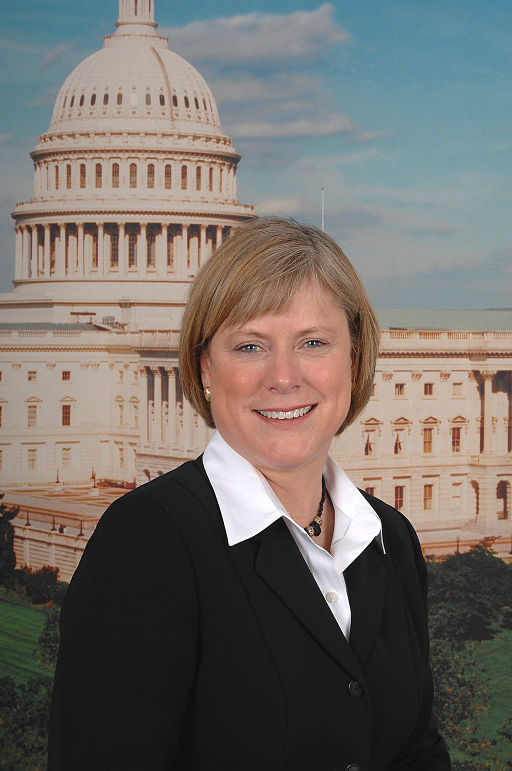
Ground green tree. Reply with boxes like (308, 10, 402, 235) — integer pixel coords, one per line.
(15, 565, 67, 606)
(0, 495, 19, 588)
(37, 603, 61, 670)
(0, 674, 52, 770)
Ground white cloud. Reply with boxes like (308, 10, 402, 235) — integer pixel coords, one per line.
(0, 133, 14, 145)
(229, 114, 356, 139)
(42, 43, 72, 68)
(210, 73, 320, 105)
(163, 4, 348, 64)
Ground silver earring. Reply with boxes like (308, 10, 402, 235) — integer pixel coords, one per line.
(204, 386, 211, 402)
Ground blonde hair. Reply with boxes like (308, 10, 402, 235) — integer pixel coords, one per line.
(179, 217, 379, 435)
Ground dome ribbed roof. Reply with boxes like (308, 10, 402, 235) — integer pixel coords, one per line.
(48, 2, 222, 138)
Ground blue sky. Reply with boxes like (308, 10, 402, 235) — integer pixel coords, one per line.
(0, 0, 510, 308)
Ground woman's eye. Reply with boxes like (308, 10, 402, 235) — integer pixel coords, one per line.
(304, 339, 324, 348)
(237, 343, 260, 352)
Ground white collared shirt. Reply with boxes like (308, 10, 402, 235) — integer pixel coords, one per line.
(203, 430, 385, 640)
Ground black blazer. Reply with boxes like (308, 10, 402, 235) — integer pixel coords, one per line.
(49, 457, 450, 770)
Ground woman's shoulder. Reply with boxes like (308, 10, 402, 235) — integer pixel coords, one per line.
(91, 456, 223, 551)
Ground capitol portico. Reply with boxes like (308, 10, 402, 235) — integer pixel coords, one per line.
(0, 1, 510, 580)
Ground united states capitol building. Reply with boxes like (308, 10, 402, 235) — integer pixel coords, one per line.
(1, 0, 511, 579)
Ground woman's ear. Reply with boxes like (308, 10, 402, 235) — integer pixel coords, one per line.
(200, 349, 211, 388)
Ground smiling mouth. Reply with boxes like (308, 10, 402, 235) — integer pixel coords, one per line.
(255, 405, 314, 420)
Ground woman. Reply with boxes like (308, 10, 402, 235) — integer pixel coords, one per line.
(49, 218, 450, 770)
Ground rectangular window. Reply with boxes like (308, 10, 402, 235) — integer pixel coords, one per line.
(453, 382, 463, 397)
(370, 383, 376, 397)
(394, 486, 404, 511)
(128, 232, 137, 268)
(110, 233, 119, 267)
(62, 370, 71, 381)
(27, 405, 37, 428)
(119, 445, 124, 469)
(147, 232, 155, 267)
(133, 404, 139, 429)
(364, 432, 373, 456)
(451, 426, 461, 452)
(28, 371, 37, 382)
(394, 383, 405, 396)
(55, 165, 59, 190)
(423, 427, 433, 454)
(209, 167, 213, 192)
(66, 164, 72, 189)
(181, 165, 187, 190)
(62, 404, 71, 426)
(62, 447, 71, 469)
(112, 163, 120, 189)
(364, 486, 375, 496)
(0, 371, 2, 381)
(0, 449, 3, 471)
(424, 382, 434, 396)
(165, 165, 172, 190)
(423, 484, 433, 511)
(0, 405, 2, 428)
(393, 432, 403, 455)
(196, 166, 201, 191)
(27, 448, 37, 471)
(80, 164, 86, 189)
(95, 163, 102, 189)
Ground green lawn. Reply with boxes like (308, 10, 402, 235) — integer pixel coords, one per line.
(477, 629, 512, 753)
(0, 599, 48, 682)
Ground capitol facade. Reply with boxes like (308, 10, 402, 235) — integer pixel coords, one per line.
(1, 0, 511, 580)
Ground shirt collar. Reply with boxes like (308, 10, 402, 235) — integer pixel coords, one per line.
(203, 429, 385, 555)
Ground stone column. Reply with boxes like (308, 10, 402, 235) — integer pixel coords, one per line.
(97, 223, 105, 276)
(189, 226, 199, 275)
(15, 227, 22, 279)
(139, 367, 148, 443)
(166, 367, 177, 447)
(76, 223, 84, 277)
(199, 224, 207, 268)
(118, 224, 126, 274)
(181, 224, 189, 276)
(43, 224, 51, 277)
(140, 223, 147, 274)
(158, 225, 167, 277)
(151, 367, 162, 445)
(216, 225, 223, 248)
(482, 371, 496, 454)
(31, 226, 38, 278)
(55, 224, 65, 278)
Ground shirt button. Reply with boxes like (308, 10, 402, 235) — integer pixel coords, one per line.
(348, 680, 364, 698)
(325, 591, 339, 603)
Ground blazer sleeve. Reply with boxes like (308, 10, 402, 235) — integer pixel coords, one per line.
(387, 513, 451, 770)
(48, 488, 199, 770)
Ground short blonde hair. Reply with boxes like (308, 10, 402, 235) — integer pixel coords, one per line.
(179, 217, 379, 435)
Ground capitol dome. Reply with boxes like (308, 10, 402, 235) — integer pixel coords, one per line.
(12, 0, 253, 316)
(48, 5, 222, 138)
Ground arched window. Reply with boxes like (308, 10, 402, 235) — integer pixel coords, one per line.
(134, 0, 138, 14)
(184, 96, 190, 108)
(219, 168, 223, 192)
(90, 93, 96, 106)
(62, 96, 67, 109)
(103, 92, 109, 105)
(208, 167, 213, 192)
(194, 97, 199, 109)
(112, 163, 120, 188)
(181, 165, 187, 190)
(129, 163, 137, 189)
(165, 165, 172, 190)
(80, 164, 86, 189)
(147, 164, 155, 189)
(66, 164, 72, 189)
(203, 98, 207, 110)
(160, 94, 165, 106)
(117, 92, 123, 105)
(70, 95, 75, 108)
(95, 163, 102, 189)
(196, 166, 201, 191)
(79, 94, 85, 107)
(172, 95, 178, 107)
(145, 92, 151, 105)
(55, 165, 59, 190)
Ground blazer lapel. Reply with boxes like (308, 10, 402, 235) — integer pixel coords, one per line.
(252, 518, 365, 682)
(344, 540, 386, 664)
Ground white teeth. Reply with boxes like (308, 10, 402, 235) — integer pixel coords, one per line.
(257, 405, 313, 420)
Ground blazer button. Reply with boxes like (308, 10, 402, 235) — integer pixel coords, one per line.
(344, 764, 362, 771)
(347, 679, 364, 698)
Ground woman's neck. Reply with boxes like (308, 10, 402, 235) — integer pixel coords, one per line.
(260, 459, 328, 529)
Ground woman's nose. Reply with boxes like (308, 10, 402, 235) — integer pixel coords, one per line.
(265, 349, 301, 393)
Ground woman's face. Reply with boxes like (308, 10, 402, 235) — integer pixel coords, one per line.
(200, 281, 353, 478)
